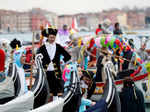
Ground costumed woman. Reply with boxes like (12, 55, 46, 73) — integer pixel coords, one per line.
(37, 27, 71, 101)
(9, 38, 28, 95)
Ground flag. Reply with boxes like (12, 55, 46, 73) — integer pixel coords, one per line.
(70, 18, 78, 34)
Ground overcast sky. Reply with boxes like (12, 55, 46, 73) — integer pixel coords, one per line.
(1, 0, 150, 15)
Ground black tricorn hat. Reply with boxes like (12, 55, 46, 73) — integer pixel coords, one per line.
(10, 38, 22, 49)
(41, 27, 58, 37)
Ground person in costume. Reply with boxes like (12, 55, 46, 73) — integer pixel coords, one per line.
(79, 80, 96, 112)
(56, 24, 71, 47)
(9, 38, 28, 94)
(95, 47, 117, 82)
(137, 43, 149, 63)
(0, 43, 6, 83)
(95, 24, 104, 35)
(81, 70, 96, 99)
(0, 47, 5, 72)
(113, 22, 123, 35)
(119, 77, 145, 112)
(37, 27, 71, 101)
(87, 38, 97, 67)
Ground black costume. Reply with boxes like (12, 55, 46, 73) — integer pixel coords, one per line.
(120, 79, 145, 112)
(113, 29, 123, 35)
(37, 27, 71, 95)
(117, 49, 134, 79)
(38, 43, 71, 95)
(113, 22, 123, 35)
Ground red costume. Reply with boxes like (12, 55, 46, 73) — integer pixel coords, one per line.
(87, 38, 97, 62)
(0, 49, 5, 72)
(95, 28, 103, 35)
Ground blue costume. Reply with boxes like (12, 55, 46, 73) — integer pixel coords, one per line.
(13, 48, 28, 93)
(79, 97, 92, 112)
(13, 48, 26, 67)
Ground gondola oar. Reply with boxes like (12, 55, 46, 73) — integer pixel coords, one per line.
(29, 32, 35, 89)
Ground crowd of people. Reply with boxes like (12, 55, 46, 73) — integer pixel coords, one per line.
(0, 22, 149, 112)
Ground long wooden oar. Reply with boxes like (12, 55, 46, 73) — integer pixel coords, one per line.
(29, 32, 35, 90)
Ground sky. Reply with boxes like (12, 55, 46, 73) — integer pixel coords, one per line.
(1, 0, 150, 15)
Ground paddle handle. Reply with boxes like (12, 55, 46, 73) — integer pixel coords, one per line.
(29, 32, 35, 89)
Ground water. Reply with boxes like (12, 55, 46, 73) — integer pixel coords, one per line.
(0, 31, 150, 49)
(0, 33, 33, 42)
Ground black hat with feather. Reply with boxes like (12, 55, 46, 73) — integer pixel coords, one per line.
(41, 27, 58, 37)
(10, 38, 22, 49)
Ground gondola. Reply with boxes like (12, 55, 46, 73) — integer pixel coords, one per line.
(85, 61, 121, 112)
(0, 54, 49, 112)
(0, 63, 18, 104)
(28, 63, 78, 112)
(94, 70, 149, 99)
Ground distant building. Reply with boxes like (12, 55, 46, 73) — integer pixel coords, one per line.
(0, 10, 18, 32)
(127, 11, 145, 29)
(58, 15, 73, 29)
(0, 9, 58, 33)
(86, 13, 99, 31)
(17, 12, 31, 32)
(117, 13, 128, 28)
(30, 8, 58, 31)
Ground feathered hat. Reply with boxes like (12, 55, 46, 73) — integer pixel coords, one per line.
(41, 26, 58, 37)
(10, 38, 22, 49)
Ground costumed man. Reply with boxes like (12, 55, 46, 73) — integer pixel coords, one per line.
(117, 39, 143, 79)
(95, 47, 117, 82)
(87, 38, 97, 67)
(56, 24, 71, 47)
(113, 22, 123, 35)
(95, 24, 104, 35)
(9, 38, 28, 95)
(37, 27, 71, 101)
(120, 77, 145, 112)
(137, 43, 149, 63)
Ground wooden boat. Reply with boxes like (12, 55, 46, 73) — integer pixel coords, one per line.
(0, 63, 20, 104)
(0, 54, 49, 112)
(86, 61, 121, 112)
(28, 63, 78, 112)
(92, 69, 150, 104)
